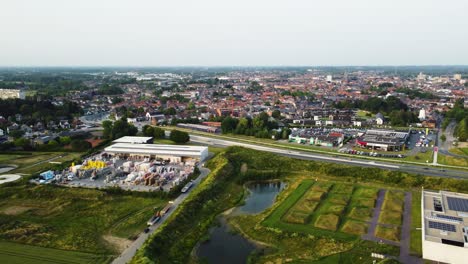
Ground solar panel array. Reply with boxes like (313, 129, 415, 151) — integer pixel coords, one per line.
(436, 214, 463, 222)
(447, 197, 468, 212)
(428, 221, 457, 232)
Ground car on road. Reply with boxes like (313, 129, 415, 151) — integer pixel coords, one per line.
(144, 227, 150, 233)
(181, 180, 194, 193)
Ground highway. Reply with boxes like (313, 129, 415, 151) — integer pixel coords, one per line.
(189, 134, 468, 179)
(112, 166, 211, 264)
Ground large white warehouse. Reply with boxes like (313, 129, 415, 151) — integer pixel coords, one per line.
(104, 143, 209, 162)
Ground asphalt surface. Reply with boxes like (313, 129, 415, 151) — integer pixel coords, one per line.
(112, 166, 211, 264)
(438, 121, 468, 159)
(189, 134, 468, 179)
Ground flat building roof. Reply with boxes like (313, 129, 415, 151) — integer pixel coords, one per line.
(113, 136, 153, 144)
(422, 189, 468, 245)
(104, 143, 208, 158)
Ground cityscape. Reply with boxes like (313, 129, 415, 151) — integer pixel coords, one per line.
(1, 1, 468, 264)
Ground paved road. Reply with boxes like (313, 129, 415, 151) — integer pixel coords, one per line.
(189, 134, 468, 179)
(400, 192, 422, 264)
(437, 121, 467, 159)
(112, 166, 211, 264)
(362, 189, 387, 243)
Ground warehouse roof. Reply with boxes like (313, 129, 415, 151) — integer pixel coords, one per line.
(113, 136, 153, 144)
(104, 143, 208, 157)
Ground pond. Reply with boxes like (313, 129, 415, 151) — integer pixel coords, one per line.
(235, 181, 286, 215)
(196, 181, 285, 264)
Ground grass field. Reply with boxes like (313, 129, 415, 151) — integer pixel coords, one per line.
(375, 225, 401, 242)
(376, 190, 405, 238)
(410, 191, 422, 256)
(438, 153, 468, 167)
(263, 180, 378, 239)
(0, 151, 83, 175)
(449, 147, 468, 156)
(0, 184, 167, 256)
(0, 240, 111, 264)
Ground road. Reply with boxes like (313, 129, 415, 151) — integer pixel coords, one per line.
(112, 166, 211, 264)
(437, 121, 467, 159)
(189, 134, 468, 179)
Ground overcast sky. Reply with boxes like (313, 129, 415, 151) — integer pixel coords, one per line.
(1, 0, 467, 66)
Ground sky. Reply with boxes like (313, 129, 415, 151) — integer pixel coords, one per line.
(1, 0, 467, 66)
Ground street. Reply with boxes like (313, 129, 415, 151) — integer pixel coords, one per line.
(188, 134, 468, 179)
(112, 166, 211, 264)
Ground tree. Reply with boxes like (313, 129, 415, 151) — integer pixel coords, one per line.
(59, 136, 72, 145)
(164, 107, 176, 115)
(187, 102, 195, 110)
(144, 126, 155, 137)
(440, 134, 446, 142)
(153, 127, 165, 139)
(71, 139, 92, 152)
(271, 110, 281, 119)
(14, 137, 31, 150)
(102, 120, 113, 139)
(9, 130, 25, 139)
(47, 140, 60, 150)
(169, 130, 190, 143)
(221, 116, 238, 133)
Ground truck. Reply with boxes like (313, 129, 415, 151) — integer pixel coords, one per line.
(181, 180, 194, 193)
(147, 215, 161, 226)
(160, 201, 174, 216)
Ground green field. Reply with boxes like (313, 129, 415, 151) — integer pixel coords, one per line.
(410, 191, 422, 256)
(0, 240, 111, 264)
(0, 184, 167, 261)
(263, 181, 378, 238)
(438, 153, 468, 167)
(0, 151, 83, 175)
(449, 147, 468, 156)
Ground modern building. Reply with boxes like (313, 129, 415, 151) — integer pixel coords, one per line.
(0, 89, 25, 100)
(289, 129, 344, 147)
(177, 123, 220, 133)
(375, 113, 385, 125)
(104, 143, 209, 162)
(418, 109, 426, 121)
(421, 189, 468, 264)
(113, 136, 153, 144)
(356, 129, 409, 151)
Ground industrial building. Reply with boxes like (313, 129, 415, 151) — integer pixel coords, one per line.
(289, 128, 344, 147)
(177, 123, 220, 133)
(421, 189, 468, 264)
(0, 89, 25, 100)
(104, 143, 209, 162)
(355, 129, 409, 151)
(113, 136, 154, 144)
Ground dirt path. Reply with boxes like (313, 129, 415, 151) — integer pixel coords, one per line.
(103, 235, 132, 253)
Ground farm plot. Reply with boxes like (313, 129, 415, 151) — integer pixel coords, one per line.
(268, 180, 377, 236)
(375, 190, 405, 242)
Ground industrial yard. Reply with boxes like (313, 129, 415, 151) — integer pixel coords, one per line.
(31, 137, 208, 192)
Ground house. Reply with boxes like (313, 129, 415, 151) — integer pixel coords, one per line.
(375, 113, 385, 125)
(0, 128, 4, 136)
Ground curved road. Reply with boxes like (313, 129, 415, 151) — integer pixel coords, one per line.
(189, 134, 468, 179)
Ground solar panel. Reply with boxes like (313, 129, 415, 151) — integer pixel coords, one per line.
(436, 214, 463, 222)
(447, 197, 468, 212)
(428, 221, 457, 232)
